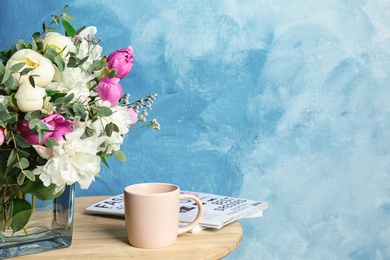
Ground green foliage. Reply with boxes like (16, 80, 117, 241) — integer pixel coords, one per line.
(8, 198, 32, 233)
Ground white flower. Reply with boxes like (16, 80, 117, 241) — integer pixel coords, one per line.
(76, 26, 103, 71)
(89, 102, 132, 153)
(46, 67, 97, 103)
(33, 128, 106, 193)
(15, 82, 46, 112)
(42, 32, 75, 58)
(5, 49, 55, 87)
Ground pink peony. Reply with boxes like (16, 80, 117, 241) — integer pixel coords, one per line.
(18, 113, 74, 145)
(127, 107, 138, 125)
(0, 128, 5, 146)
(106, 46, 134, 79)
(97, 76, 123, 106)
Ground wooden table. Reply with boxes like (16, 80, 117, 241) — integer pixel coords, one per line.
(19, 196, 242, 260)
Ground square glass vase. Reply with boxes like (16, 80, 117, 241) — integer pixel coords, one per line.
(0, 184, 75, 258)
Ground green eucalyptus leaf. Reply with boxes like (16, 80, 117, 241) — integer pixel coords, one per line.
(7, 149, 17, 167)
(52, 15, 60, 25)
(23, 170, 35, 181)
(32, 32, 41, 42)
(28, 118, 40, 129)
(61, 4, 69, 15)
(9, 198, 32, 233)
(73, 104, 87, 119)
(25, 110, 43, 120)
(9, 62, 25, 73)
(91, 60, 107, 71)
(63, 104, 75, 117)
(18, 157, 29, 170)
(93, 106, 113, 117)
(17, 172, 26, 185)
(54, 56, 65, 71)
(62, 12, 74, 23)
(14, 135, 31, 149)
(78, 56, 89, 66)
(1, 68, 11, 84)
(67, 56, 77, 68)
(0, 110, 11, 123)
(44, 137, 58, 148)
(3, 74, 17, 90)
(114, 150, 126, 162)
(28, 76, 35, 88)
(62, 93, 75, 103)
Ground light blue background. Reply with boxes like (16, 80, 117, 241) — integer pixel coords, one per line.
(1, 1, 390, 259)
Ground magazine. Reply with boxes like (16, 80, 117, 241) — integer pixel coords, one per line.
(86, 191, 268, 231)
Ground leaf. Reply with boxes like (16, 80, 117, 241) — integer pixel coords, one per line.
(63, 104, 75, 117)
(62, 12, 74, 23)
(62, 20, 76, 37)
(44, 137, 58, 148)
(7, 149, 17, 167)
(8, 198, 32, 233)
(18, 157, 29, 169)
(17, 172, 25, 185)
(0, 110, 11, 123)
(105, 122, 119, 137)
(54, 56, 65, 71)
(93, 106, 113, 117)
(23, 180, 64, 200)
(9, 62, 26, 73)
(67, 56, 77, 68)
(52, 15, 60, 25)
(78, 56, 89, 66)
(25, 110, 43, 120)
(14, 135, 31, 149)
(61, 4, 69, 13)
(28, 76, 35, 88)
(62, 93, 75, 103)
(23, 170, 35, 181)
(114, 150, 126, 162)
(1, 68, 11, 84)
(31, 32, 41, 42)
(73, 104, 87, 119)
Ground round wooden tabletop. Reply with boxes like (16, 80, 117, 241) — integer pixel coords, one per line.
(19, 196, 243, 260)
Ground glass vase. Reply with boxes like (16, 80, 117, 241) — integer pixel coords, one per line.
(0, 184, 75, 258)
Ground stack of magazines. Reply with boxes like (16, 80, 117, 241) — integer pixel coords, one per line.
(86, 190, 268, 232)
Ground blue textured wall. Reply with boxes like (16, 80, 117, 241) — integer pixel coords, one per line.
(1, 1, 390, 259)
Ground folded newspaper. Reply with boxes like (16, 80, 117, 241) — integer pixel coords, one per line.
(86, 191, 268, 232)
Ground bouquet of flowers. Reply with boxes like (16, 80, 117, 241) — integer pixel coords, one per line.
(0, 5, 159, 233)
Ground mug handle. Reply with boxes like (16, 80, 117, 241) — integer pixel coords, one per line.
(177, 194, 204, 234)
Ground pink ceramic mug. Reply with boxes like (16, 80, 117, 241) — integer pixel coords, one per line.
(124, 183, 204, 248)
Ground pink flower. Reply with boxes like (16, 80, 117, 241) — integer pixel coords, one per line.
(127, 108, 138, 125)
(97, 76, 123, 106)
(18, 113, 74, 145)
(0, 128, 5, 146)
(106, 46, 134, 79)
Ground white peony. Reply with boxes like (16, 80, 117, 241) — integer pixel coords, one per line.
(15, 82, 46, 112)
(76, 26, 103, 71)
(42, 32, 75, 58)
(46, 67, 96, 103)
(89, 102, 132, 153)
(5, 49, 55, 87)
(33, 128, 106, 193)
